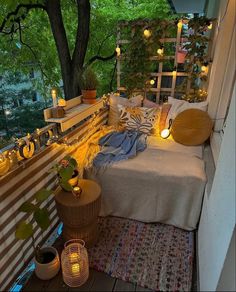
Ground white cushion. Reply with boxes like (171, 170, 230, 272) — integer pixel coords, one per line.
(165, 96, 208, 127)
(108, 94, 143, 126)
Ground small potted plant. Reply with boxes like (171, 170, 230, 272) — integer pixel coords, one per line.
(79, 67, 99, 104)
(15, 188, 60, 280)
(51, 155, 79, 192)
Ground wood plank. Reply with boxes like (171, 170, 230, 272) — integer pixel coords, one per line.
(68, 269, 96, 291)
(46, 271, 69, 292)
(90, 270, 116, 291)
(23, 273, 51, 291)
(113, 279, 136, 291)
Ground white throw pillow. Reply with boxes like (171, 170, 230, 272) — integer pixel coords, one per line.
(165, 96, 208, 127)
(108, 94, 143, 126)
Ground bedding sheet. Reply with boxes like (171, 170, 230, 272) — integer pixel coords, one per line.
(147, 135, 203, 159)
(85, 135, 206, 231)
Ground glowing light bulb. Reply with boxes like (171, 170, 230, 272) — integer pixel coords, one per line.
(161, 129, 170, 139)
(71, 263, 80, 274)
(143, 29, 151, 38)
(172, 68, 177, 76)
(115, 47, 121, 57)
(149, 79, 155, 85)
(177, 20, 183, 29)
(208, 23, 213, 30)
(157, 47, 164, 56)
(70, 253, 79, 262)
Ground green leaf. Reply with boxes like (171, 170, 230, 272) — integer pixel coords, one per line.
(15, 221, 33, 240)
(35, 189, 53, 203)
(19, 202, 37, 213)
(59, 165, 73, 181)
(34, 208, 50, 230)
(69, 157, 77, 168)
(60, 180, 73, 191)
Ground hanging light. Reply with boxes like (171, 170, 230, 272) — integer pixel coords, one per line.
(160, 119, 172, 139)
(157, 45, 164, 56)
(143, 28, 152, 38)
(201, 62, 209, 73)
(172, 66, 177, 76)
(207, 22, 213, 30)
(149, 79, 155, 85)
(177, 20, 183, 29)
(115, 46, 121, 57)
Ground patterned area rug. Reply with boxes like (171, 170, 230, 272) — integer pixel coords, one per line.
(88, 216, 194, 292)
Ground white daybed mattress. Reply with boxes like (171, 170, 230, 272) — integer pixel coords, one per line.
(85, 135, 206, 231)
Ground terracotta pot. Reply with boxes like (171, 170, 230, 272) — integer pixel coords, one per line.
(82, 98, 98, 104)
(82, 90, 97, 99)
(34, 247, 60, 280)
(177, 50, 187, 64)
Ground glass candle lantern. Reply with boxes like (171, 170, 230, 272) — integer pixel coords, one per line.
(61, 239, 89, 287)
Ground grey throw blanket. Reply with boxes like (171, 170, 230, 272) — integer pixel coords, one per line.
(93, 130, 147, 169)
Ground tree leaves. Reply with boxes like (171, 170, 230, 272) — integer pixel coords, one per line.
(15, 221, 33, 239)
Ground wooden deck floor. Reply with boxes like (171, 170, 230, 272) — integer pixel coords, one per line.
(23, 268, 152, 292)
(22, 234, 197, 292)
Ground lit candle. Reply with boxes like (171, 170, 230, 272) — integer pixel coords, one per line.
(71, 263, 80, 275)
(72, 186, 82, 198)
(51, 88, 57, 107)
(177, 20, 183, 29)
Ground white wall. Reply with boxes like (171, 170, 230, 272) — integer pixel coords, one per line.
(198, 83, 235, 291)
(217, 229, 236, 291)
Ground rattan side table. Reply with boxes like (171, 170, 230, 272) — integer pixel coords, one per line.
(55, 179, 101, 247)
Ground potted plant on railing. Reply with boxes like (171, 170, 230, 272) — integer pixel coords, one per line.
(15, 188, 60, 280)
(79, 67, 99, 104)
(50, 155, 79, 192)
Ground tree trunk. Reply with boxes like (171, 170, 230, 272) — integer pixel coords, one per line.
(46, 0, 73, 100)
(71, 0, 91, 97)
(46, 0, 91, 100)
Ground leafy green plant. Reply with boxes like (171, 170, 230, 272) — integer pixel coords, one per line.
(79, 67, 99, 90)
(50, 155, 78, 191)
(15, 188, 53, 262)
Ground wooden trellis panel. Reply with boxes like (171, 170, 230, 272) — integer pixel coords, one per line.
(116, 22, 193, 103)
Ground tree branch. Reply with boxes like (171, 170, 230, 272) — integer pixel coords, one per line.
(85, 51, 116, 68)
(0, 3, 46, 34)
(17, 20, 49, 79)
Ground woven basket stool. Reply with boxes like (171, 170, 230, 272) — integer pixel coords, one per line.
(55, 179, 101, 247)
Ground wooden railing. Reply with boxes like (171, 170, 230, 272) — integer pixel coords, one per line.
(0, 107, 109, 291)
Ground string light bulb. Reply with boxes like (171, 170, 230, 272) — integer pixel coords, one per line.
(201, 62, 209, 73)
(172, 67, 177, 76)
(157, 45, 164, 56)
(149, 79, 155, 85)
(143, 28, 152, 38)
(115, 46, 121, 57)
(207, 22, 213, 30)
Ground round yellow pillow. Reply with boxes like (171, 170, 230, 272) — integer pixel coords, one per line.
(172, 109, 213, 146)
